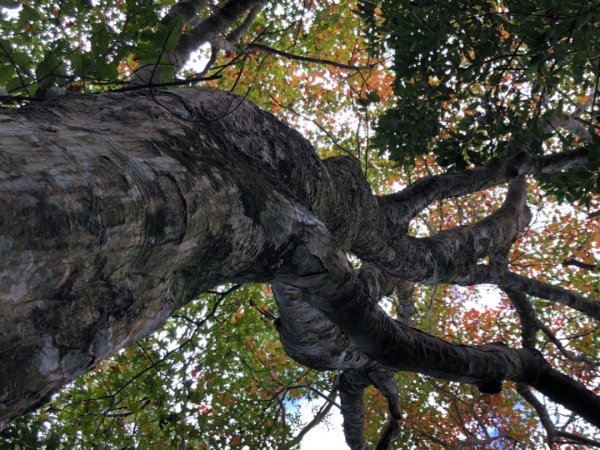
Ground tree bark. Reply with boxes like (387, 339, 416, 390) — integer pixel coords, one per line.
(0, 87, 598, 435)
(0, 87, 339, 426)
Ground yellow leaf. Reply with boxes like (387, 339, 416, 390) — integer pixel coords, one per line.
(428, 75, 440, 87)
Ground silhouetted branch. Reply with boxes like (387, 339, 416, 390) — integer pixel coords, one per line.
(563, 258, 598, 272)
(246, 43, 378, 71)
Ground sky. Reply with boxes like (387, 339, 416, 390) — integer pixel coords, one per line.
(299, 400, 348, 450)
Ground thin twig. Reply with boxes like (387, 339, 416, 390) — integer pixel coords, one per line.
(247, 42, 380, 71)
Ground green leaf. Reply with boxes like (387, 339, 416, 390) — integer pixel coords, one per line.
(0, 64, 14, 83)
(0, 0, 19, 8)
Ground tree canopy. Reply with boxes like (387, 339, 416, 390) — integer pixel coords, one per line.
(0, 0, 598, 449)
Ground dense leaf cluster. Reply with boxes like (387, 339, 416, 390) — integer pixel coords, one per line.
(360, 0, 600, 204)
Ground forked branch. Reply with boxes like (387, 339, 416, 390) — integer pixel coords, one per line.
(518, 384, 600, 448)
(273, 197, 600, 429)
(134, 0, 263, 83)
(501, 272, 600, 319)
(380, 147, 590, 231)
(338, 368, 402, 450)
(173, 0, 263, 69)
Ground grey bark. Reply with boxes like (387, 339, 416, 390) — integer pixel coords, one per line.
(0, 87, 598, 441)
(173, 0, 262, 68)
(457, 266, 600, 319)
(134, 0, 262, 83)
(160, 0, 205, 27)
(0, 87, 329, 427)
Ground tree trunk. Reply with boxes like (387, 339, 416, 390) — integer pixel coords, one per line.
(0, 87, 352, 427)
(1, 87, 599, 435)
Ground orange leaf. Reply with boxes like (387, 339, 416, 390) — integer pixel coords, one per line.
(229, 435, 242, 447)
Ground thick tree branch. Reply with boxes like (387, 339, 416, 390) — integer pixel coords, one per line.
(421, 176, 530, 282)
(343, 174, 532, 289)
(500, 272, 600, 320)
(337, 368, 401, 450)
(172, 0, 263, 69)
(532, 367, 600, 432)
(273, 282, 373, 371)
(380, 147, 590, 231)
(563, 257, 598, 272)
(210, 2, 264, 53)
(505, 289, 598, 370)
(274, 209, 600, 427)
(274, 282, 403, 449)
(134, 0, 262, 83)
(545, 112, 593, 141)
(369, 370, 402, 450)
(456, 265, 600, 320)
(161, 0, 205, 27)
(534, 146, 591, 173)
(294, 156, 533, 290)
(394, 281, 416, 325)
(370, 176, 531, 284)
(504, 289, 539, 349)
(338, 370, 370, 450)
(545, 89, 597, 142)
(226, 2, 264, 44)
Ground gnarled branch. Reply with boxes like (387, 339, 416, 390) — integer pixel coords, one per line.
(380, 147, 590, 231)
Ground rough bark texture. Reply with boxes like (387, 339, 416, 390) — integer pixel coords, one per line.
(0, 87, 332, 426)
(0, 87, 598, 439)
